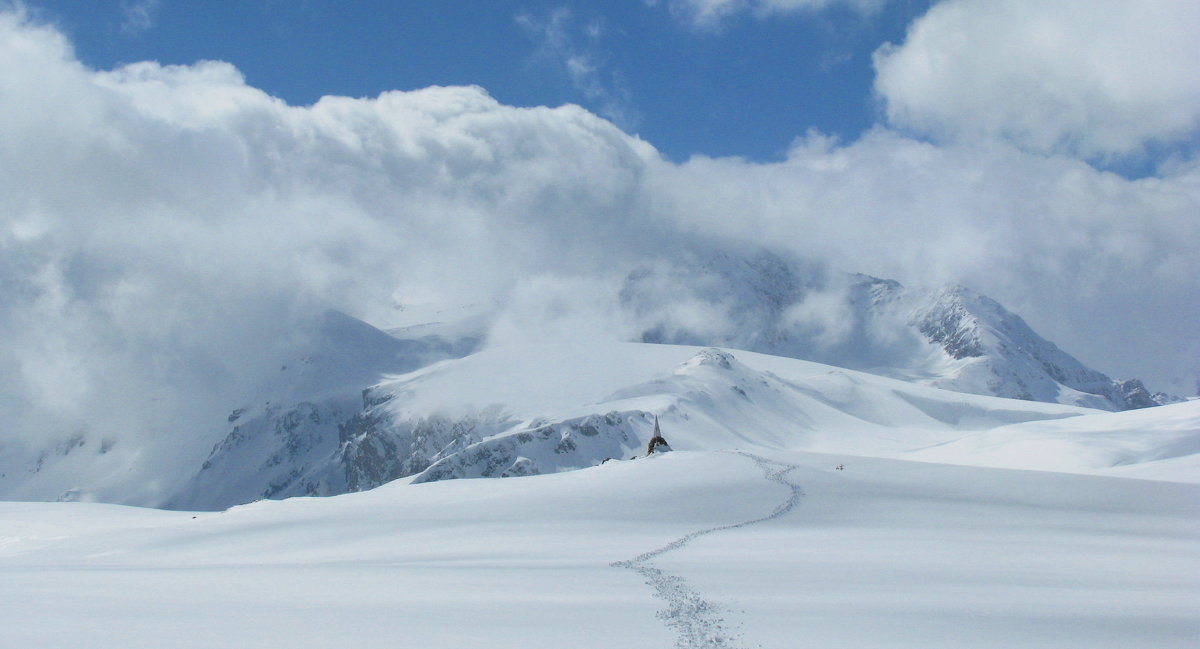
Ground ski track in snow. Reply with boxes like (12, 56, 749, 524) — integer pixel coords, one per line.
(612, 452, 804, 649)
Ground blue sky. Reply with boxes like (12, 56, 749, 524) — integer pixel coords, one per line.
(28, 0, 933, 162)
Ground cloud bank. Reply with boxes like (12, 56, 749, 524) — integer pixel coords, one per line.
(0, 7, 1197, 478)
(874, 0, 1200, 159)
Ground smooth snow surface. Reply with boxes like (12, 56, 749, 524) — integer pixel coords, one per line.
(2, 450, 1197, 649)
(910, 399, 1200, 480)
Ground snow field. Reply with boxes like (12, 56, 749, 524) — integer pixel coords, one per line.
(662, 452, 1200, 648)
(2, 450, 1196, 648)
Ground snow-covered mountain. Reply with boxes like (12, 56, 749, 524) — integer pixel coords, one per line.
(904, 283, 1169, 408)
(1, 249, 1185, 511)
(0, 310, 473, 509)
(169, 336, 1196, 511)
(333, 248, 1176, 410)
(616, 248, 1174, 410)
(3, 284, 1197, 649)
(389, 249, 1174, 411)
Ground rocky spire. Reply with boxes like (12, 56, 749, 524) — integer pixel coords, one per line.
(647, 415, 671, 455)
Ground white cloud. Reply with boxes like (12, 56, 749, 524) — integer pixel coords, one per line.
(486, 275, 639, 348)
(0, 8, 1197, 487)
(784, 288, 857, 350)
(874, 0, 1200, 159)
(649, 129, 1200, 391)
(668, 0, 888, 30)
(0, 10, 661, 461)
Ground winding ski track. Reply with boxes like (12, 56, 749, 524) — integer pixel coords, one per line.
(612, 452, 804, 648)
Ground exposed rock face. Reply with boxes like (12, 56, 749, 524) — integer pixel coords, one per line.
(646, 415, 672, 455)
(906, 286, 1175, 410)
(1110, 378, 1172, 409)
(646, 435, 672, 455)
(170, 398, 353, 510)
(165, 311, 483, 510)
(339, 403, 499, 491)
(412, 411, 644, 484)
(171, 389, 656, 508)
(917, 292, 985, 360)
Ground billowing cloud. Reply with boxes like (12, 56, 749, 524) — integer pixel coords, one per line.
(874, 0, 1200, 159)
(0, 8, 1197, 493)
(0, 10, 662, 475)
(651, 130, 1200, 392)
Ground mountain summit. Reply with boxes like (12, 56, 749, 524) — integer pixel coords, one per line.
(617, 249, 1172, 411)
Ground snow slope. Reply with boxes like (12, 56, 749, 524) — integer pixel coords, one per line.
(910, 398, 1200, 481)
(2, 449, 1196, 649)
(392, 344, 1198, 487)
(172, 341, 1125, 510)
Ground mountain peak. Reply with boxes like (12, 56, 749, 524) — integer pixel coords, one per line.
(683, 348, 737, 371)
(618, 250, 1172, 411)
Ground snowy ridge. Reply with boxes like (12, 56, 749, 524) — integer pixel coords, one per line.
(909, 285, 1170, 409)
(5, 298, 1194, 511)
(173, 341, 1197, 510)
(617, 249, 1174, 410)
(412, 411, 644, 484)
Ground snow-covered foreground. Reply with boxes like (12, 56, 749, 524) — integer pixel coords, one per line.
(3, 450, 1196, 649)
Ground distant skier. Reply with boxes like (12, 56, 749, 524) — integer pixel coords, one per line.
(646, 415, 672, 455)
